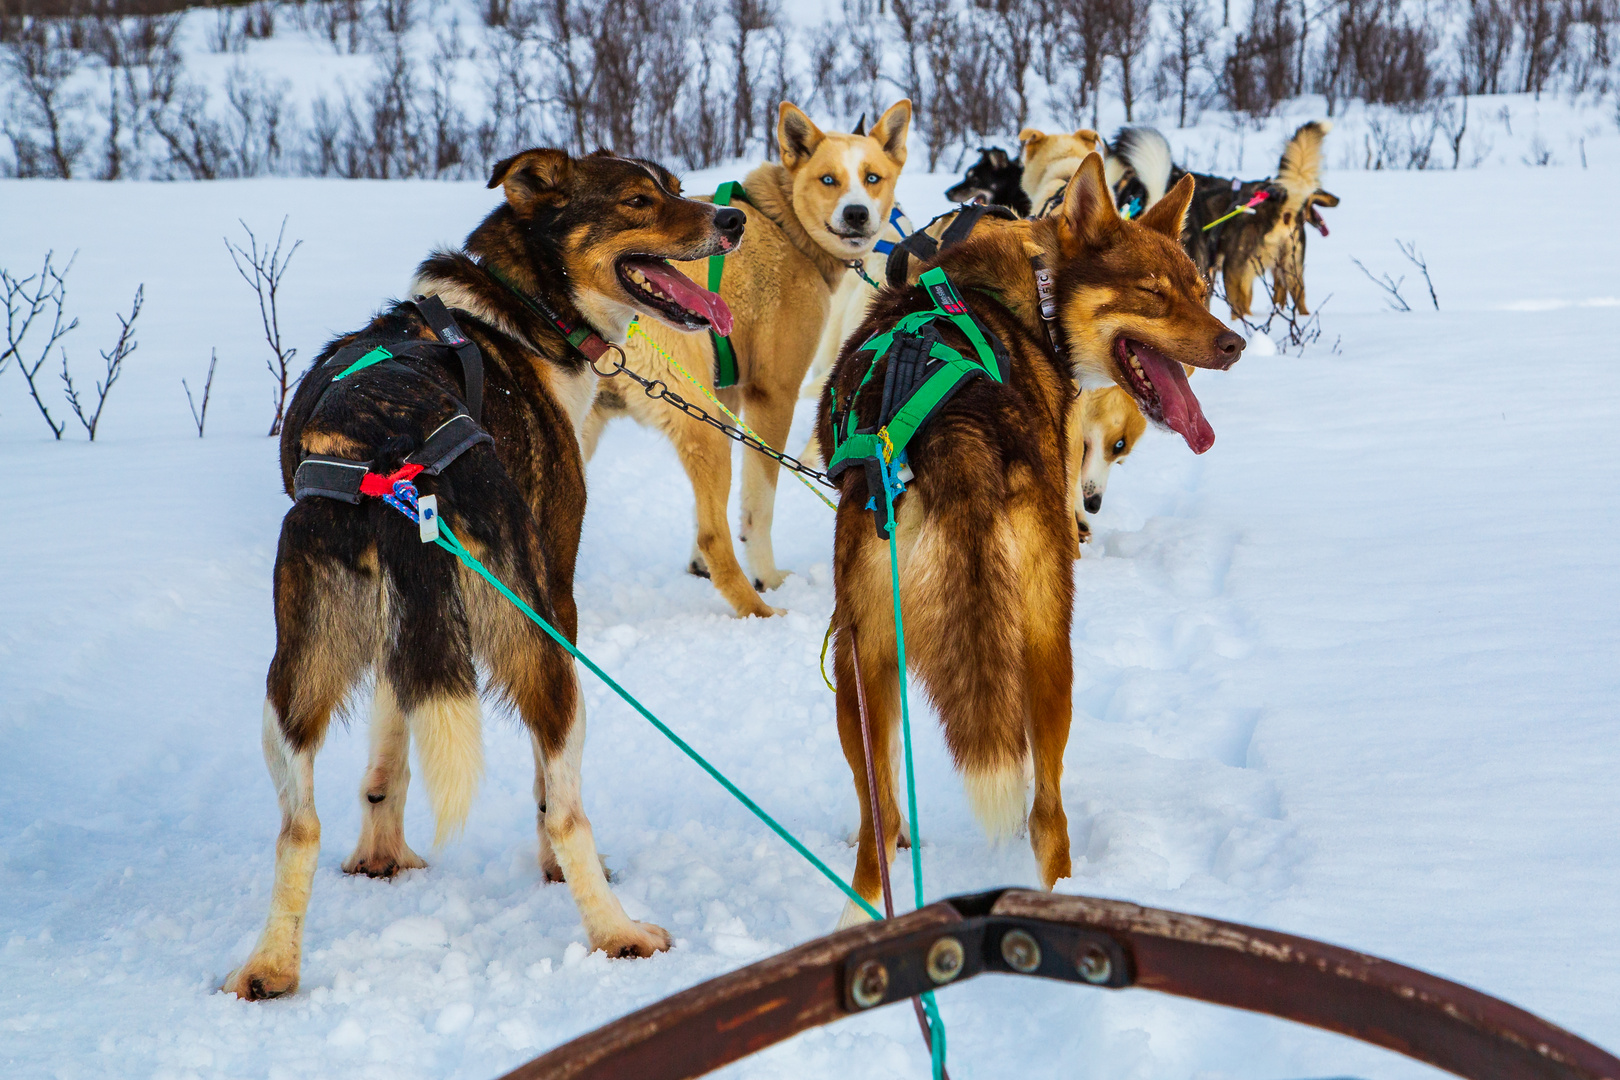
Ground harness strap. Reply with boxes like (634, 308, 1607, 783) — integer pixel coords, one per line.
(411, 294, 484, 422)
(292, 413, 495, 503)
(871, 205, 912, 256)
(706, 181, 750, 389)
(884, 203, 1017, 289)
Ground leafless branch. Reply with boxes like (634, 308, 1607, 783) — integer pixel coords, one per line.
(184, 348, 218, 437)
(225, 217, 300, 436)
(1395, 239, 1438, 310)
(62, 283, 142, 440)
(1, 250, 78, 439)
(1351, 255, 1411, 312)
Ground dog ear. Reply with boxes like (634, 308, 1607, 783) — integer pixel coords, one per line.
(852, 112, 867, 137)
(778, 102, 826, 170)
(869, 99, 911, 165)
(1018, 128, 1045, 161)
(1136, 172, 1194, 240)
(988, 148, 1008, 167)
(1309, 189, 1340, 207)
(1058, 152, 1118, 245)
(488, 148, 572, 211)
(1074, 128, 1101, 151)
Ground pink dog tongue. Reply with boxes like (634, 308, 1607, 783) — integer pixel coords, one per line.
(634, 260, 733, 336)
(1137, 346, 1215, 454)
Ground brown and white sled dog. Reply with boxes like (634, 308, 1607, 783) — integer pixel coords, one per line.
(585, 100, 912, 619)
(819, 154, 1244, 924)
(225, 148, 741, 1000)
(801, 205, 915, 406)
(1068, 385, 1147, 548)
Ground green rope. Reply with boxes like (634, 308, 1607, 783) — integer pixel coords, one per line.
(431, 519, 881, 922)
(879, 461, 948, 1079)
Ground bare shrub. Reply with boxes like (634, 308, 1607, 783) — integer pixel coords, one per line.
(1, 251, 78, 440)
(226, 219, 301, 437)
(981, 0, 1038, 131)
(1515, 0, 1573, 97)
(1103, 0, 1152, 121)
(1156, 0, 1211, 127)
(317, 0, 365, 54)
(2, 20, 90, 178)
(1221, 0, 1300, 119)
(1038, 0, 1109, 128)
(61, 284, 142, 441)
(184, 349, 218, 437)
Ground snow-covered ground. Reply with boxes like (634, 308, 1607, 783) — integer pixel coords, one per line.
(3, 151, 1619, 1080)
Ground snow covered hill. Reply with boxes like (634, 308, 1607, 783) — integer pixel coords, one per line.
(3, 157, 1619, 1079)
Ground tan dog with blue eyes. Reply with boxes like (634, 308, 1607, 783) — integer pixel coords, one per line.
(586, 100, 912, 618)
(1069, 386, 1147, 548)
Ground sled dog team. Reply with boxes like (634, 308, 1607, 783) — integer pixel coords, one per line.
(226, 99, 1328, 1000)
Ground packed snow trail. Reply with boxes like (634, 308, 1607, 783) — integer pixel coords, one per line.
(3, 159, 1619, 1080)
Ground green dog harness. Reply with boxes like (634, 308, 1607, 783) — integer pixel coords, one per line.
(706, 181, 750, 389)
(826, 266, 1009, 537)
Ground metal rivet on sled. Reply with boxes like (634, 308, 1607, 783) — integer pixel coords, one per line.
(925, 936, 965, 985)
(1001, 928, 1041, 973)
(851, 959, 889, 1008)
(1076, 944, 1113, 985)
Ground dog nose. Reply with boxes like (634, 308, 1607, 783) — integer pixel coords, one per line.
(1083, 494, 1102, 514)
(1213, 330, 1245, 368)
(841, 204, 870, 230)
(713, 207, 745, 237)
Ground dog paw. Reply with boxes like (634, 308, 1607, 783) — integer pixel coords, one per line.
(593, 920, 672, 959)
(736, 599, 785, 618)
(341, 845, 426, 878)
(751, 569, 790, 591)
(687, 558, 712, 580)
(223, 958, 299, 1001)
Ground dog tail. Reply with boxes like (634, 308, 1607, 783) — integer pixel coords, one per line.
(1111, 126, 1175, 207)
(410, 694, 484, 846)
(1277, 119, 1332, 193)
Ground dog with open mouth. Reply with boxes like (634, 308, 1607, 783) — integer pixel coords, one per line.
(225, 148, 739, 1001)
(819, 152, 1241, 925)
(585, 99, 912, 619)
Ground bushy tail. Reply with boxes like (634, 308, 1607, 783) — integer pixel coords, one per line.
(963, 755, 1030, 842)
(409, 694, 483, 846)
(1277, 119, 1333, 194)
(1111, 126, 1176, 207)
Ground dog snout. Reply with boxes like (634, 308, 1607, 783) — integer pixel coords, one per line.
(1210, 330, 1245, 368)
(841, 204, 870, 230)
(713, 206, 745, 239)
(1083, 494, 1102, 514)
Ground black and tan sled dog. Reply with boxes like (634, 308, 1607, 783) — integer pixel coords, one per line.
(818, 154, 1243, 925)
(224, 148, 742, 1000)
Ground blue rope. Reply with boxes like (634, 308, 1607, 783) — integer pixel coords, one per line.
(879, 458, 948, 1079)
(371, 481, 881, 922)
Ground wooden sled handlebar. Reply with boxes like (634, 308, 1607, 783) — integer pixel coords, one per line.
(500, 888, 1620, 1080)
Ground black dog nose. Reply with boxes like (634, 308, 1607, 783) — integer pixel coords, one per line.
(841, 204, 870, 229)
(713, 207, 745, 236)
(1084, 494, 1102, 513)
(1213, 330, 1245, 367)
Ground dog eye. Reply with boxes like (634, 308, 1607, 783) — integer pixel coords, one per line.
(1113, 439, 1127, 454)
(865, 172, 881, 184)
(624, 195, 652, 209)
(821, 174, 837, 186)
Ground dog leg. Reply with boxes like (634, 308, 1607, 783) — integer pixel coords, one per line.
(1225, 262, 1254, 320)
(224, 701, 321, 1000)
(673, 412, 779, 618)
(1022, 507, 1075, 889)
(833, 622, 902, 928)
(544, 682, 671, 956)
(343, 679, 427, 878)
(737, 385, 797, 591)
(529, 730, 564, 883)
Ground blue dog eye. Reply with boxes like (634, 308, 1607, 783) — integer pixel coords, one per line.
(821, 175, 836, 185)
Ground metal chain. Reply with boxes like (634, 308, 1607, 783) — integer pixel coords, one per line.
(590, 345, 839, 492)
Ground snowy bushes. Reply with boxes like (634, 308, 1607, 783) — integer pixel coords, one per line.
(1, 0, 1618, 179)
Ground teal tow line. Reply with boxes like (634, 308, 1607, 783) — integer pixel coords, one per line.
(429, 520, 881, 923)
(878, 458, 948, 1079)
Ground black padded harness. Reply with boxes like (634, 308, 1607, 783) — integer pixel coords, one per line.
(291, 295, 494, 504)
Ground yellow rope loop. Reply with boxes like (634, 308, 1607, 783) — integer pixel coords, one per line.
(878, 427, 896, 463)
(819, 617, 837, 693)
